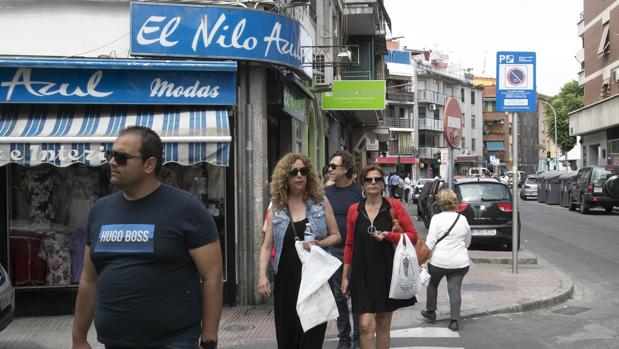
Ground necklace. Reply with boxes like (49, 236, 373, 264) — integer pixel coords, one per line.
(362, 201, 382, 236)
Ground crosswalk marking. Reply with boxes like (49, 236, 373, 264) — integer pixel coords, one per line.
(391, 347, 465, 349)
(391, 327, 460, 338)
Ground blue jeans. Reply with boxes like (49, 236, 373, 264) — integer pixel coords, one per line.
(105, 338, 197, 349)
(329, 248, 360, 344)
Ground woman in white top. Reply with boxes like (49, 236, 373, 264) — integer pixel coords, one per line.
(420, 189, 471, 332)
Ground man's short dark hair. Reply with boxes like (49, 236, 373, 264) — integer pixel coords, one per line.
(330, 150, 355, 179)
(118, 126, 163, 175)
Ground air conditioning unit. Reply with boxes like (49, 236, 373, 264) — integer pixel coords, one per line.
(428, 104, 437, 111)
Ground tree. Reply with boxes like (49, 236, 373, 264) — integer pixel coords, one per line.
(545, 80, 583, 155)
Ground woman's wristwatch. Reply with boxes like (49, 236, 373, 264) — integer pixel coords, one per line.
(200, 339, 217, 349)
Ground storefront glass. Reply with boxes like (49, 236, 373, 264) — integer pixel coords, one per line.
(6, 161, 226, 289)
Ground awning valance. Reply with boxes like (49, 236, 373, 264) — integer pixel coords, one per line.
(0, 104, 230, 167)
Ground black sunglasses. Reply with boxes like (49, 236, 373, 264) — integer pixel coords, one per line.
(328, 163, 343, 171)
(289, 167, 310, 177)
(105, 149, 143, 166)
(363, 176, 384, 184)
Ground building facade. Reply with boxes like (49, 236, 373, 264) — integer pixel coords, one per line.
(570, 1, 619, 166)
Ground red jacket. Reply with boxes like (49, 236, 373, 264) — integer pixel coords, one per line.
(343, 198, 418, 265)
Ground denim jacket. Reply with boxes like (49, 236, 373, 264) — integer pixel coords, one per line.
(271, 199, 328, 274)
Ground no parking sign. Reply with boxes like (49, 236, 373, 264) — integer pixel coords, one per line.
(496, 51, 536, 112)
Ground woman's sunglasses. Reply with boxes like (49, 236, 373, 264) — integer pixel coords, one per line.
(289, 167, 310, 177)
(363, 176, 384, 184)
(105, 149, 143, 166)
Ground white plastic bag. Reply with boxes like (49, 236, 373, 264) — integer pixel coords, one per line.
(419, 264, 431, 287)
(295, 242, 341, 332)
(389, 234, 421, 299)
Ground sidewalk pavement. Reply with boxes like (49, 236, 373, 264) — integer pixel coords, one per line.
(0, 250, 573, 349)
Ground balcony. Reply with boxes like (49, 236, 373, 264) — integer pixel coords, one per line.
(386, 90, 414, 103)
(383, 117, 413, 129)
(417, 89, 447, 105)
(418, 117, 442, 132)
(343, 0, 385, 36)
(418, 146, 446, 159)
(387, 140, 415, 156)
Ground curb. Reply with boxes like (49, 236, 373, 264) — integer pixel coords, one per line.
(439, 255, 574, 321)
(470, 255, 538, 265)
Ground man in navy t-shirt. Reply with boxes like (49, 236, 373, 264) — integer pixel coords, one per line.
(324, 151, 362, 349)
(72, 126, 222, 349)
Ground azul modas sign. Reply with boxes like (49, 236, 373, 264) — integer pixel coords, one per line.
(0, 59, 237, 105)
(130, 3, 313, 79)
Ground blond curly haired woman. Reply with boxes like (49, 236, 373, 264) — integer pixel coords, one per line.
(258, 153, 340, 348)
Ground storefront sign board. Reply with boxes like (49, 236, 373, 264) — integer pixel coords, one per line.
(322, 80, 386, 110)
(130, 3, 313, 79)
(0, 61, 236, 105)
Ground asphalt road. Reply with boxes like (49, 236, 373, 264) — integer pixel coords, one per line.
(404, 197, 619, 349)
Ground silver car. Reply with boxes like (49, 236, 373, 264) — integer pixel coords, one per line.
(520, 175, 538, 200)
(0, 263, 15, 333)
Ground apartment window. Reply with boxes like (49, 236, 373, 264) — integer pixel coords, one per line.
(598, 14, 611, 55)
(462, 137, 466, 148)
(461, 88, 465, 102)
(483, 101, 495, 112)
(399, 108, 405, 118)
(418, 106, 426, 118)
(470, 91, 476, 104)
(472, 138, 476, 152)
(471, 114, 476, 129)
(313, 54, 325, 84)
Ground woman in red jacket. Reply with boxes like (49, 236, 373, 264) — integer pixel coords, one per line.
(340, 165, 419, 349)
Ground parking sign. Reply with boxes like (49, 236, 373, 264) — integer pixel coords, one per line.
(496, 51, 536, 112)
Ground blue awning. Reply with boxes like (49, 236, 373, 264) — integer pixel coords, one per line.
(485, 141, 505, 151)
(0, 104, 230, 167)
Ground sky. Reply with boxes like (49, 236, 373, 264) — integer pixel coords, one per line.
(384, 0, 583, 96)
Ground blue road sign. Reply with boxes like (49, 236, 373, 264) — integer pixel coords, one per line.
(496, 51, 536, 112)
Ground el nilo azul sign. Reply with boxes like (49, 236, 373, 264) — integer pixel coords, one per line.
(130, 2, 313, 79)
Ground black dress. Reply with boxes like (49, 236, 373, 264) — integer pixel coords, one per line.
(350, 198, 417, 314)
(274, 218, 327, 349)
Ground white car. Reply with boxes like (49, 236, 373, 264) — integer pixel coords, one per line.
(0, 263, 15, 333)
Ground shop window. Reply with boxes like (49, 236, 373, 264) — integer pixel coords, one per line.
(7, 162, 227, 288)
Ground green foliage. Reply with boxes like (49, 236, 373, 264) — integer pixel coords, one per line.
(544, 80, 583, 155)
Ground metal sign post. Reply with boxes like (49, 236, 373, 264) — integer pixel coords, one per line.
(512, 112, 519, 274)
(496, 51, 536, 274)
(443, 97, 462, 189)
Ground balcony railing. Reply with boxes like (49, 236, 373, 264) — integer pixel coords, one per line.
(417, 89, 447, 105)
(383, 117, 413, 128)
(342, 70, 372, 80)
(386, 90, 414, 103)
(418, 146, 445, 159)
(418, 117, 442, 132)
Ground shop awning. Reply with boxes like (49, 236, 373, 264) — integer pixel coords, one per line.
(0, 104, 231, 167)
(485, 141, 505, 151)
(374, 156, 419, 165)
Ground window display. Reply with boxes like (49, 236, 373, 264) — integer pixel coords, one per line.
(7, 161, 227, 288)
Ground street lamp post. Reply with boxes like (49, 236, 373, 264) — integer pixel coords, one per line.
(542, 101, 558, 170)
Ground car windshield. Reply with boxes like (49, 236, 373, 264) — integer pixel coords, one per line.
(457, 183, 511, 202)
(418, 179, 431, 185)
(592, 167, 619, 184)
(525, 177, 537, 184)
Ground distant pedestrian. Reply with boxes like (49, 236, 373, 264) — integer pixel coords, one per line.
(324, 151, 363, 349)
(420, 189, 471, 332)
(403, 174, 413, 204)
(388, 172, 401, 198)
(258, 153, 341, 349)
(72, 126, 223, 349)
(341, 165, 419, 349)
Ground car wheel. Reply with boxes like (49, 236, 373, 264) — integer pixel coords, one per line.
(568, 199, 576, 211)
(580, 194, 590, 214)
(605, 206, 613, 213)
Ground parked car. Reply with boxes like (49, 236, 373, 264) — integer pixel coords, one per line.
(569, 165, 619, 214)
(417, 179, 446, 229)
(468, 167, 490, 177)
(520, 175, 538, 200)
(413, 178, 433, 203)
(453, 178, 520, 250)
(0, 263, 15, 333)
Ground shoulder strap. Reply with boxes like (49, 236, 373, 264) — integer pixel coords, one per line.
(435, 213, 460, 246)
(285, 206, 299, 237)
